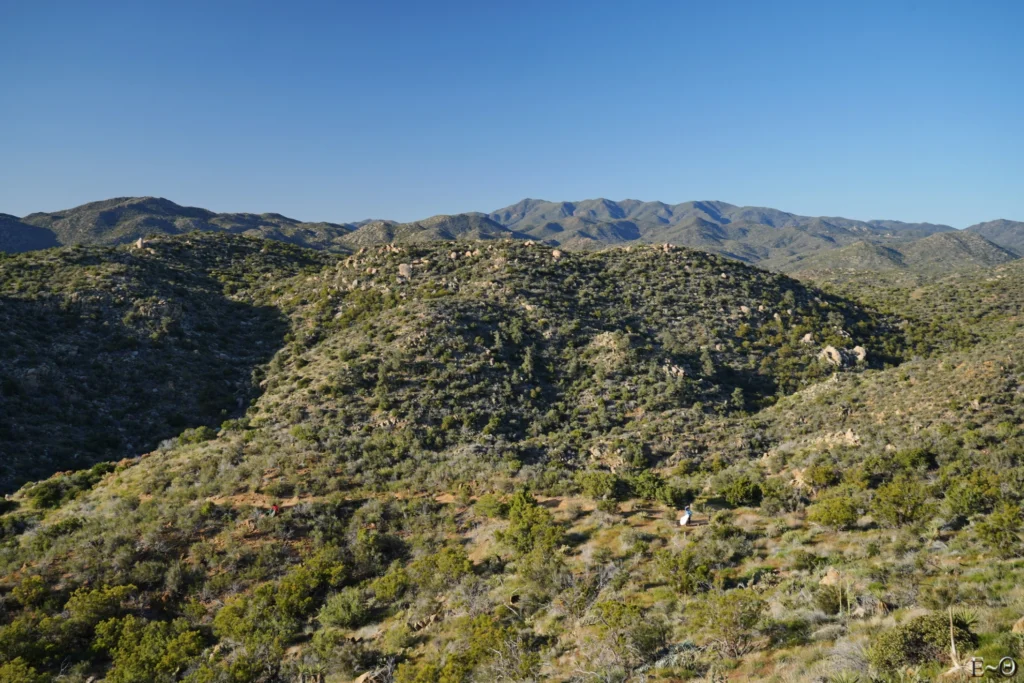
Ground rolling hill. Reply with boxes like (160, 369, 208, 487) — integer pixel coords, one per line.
(2, 232, 1024, 681)
(17, 197, 359, 253)
(5, 197, 1023, 277)
(966, 218, 1024, 253)
(784, 230, 1018, 277)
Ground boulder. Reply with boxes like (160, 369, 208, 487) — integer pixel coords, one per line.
(397, 263, 412, 279)
(801, 333, 814, 344)
(818, 346, 845, 367)
(819, 345, 865, 368)
(552, 249, 563, 261)
(820, 567, 842, 586)
(1012, 616, 1024, 633)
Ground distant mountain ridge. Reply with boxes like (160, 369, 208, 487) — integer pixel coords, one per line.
(3, 195, 1023, 274)
(17, 196, 359, 253)
(966, 219, 1024, 254)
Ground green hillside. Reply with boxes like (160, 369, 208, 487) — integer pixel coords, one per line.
(342, 214, 528, 247)
(785, 231, 1018, 279)
(1, 233, 1024, 683)
(0, 234, 329, 492)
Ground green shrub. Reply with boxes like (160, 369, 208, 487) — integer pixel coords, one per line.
(804, 462, 841, 488)
(0, 658, 47, 683)
(473, 493, 508, 519)
(717, 470, 763, 508)
(688, 588, 767, 657)
(372, 564, 411, 604)
(873, 475, 933, 528)
(813, 585, 845, 615)
(592, 601, 669, 667)
(807, 491, 859, 530)
(975, 503, 1024, 558)
(655, 547, 713, 594)
(496, 489, 563, 556)
(178, 425, 217, 444)
(409, 545, 472, 593)
(867, 612, 976, 673)
(93, 615, 204, 683)
(318, 587, 368, 629)
(11, 575, 48, 609)
(944, 469, 1001, 518)
(64, 584, 137, 633)
(575, 470, 625, 501)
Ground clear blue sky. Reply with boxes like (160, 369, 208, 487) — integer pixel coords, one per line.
(2, 1, 1022, 227)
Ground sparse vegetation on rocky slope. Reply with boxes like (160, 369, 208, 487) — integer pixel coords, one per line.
(1, 233, 1023, 682)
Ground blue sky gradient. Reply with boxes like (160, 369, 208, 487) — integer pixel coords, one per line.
(1, 0, 1022, 226)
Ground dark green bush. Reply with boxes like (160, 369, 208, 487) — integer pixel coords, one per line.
(868, 612, 976, 673)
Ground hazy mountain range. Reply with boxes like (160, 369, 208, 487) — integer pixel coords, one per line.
(2, 196, 1022, 273)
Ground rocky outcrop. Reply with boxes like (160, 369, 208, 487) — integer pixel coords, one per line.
(818, 345, 868, 368)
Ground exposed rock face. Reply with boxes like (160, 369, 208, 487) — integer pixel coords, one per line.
(820, 567, 842, 586)
(819, 346, 845, 366)
(1012, 616, 1024, 633)
(818, 345, 867, 367)
(664, 364, 686, 377)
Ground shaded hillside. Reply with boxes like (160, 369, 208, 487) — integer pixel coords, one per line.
(0, 234, 329, 492)
(966, 218, 1024, 253)
(0, 214, 59, 253)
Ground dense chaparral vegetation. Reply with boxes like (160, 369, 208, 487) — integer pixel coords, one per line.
(1, 229, 1024, 682)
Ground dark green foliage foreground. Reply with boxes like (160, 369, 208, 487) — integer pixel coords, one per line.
(2, 233, 1024, 681)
